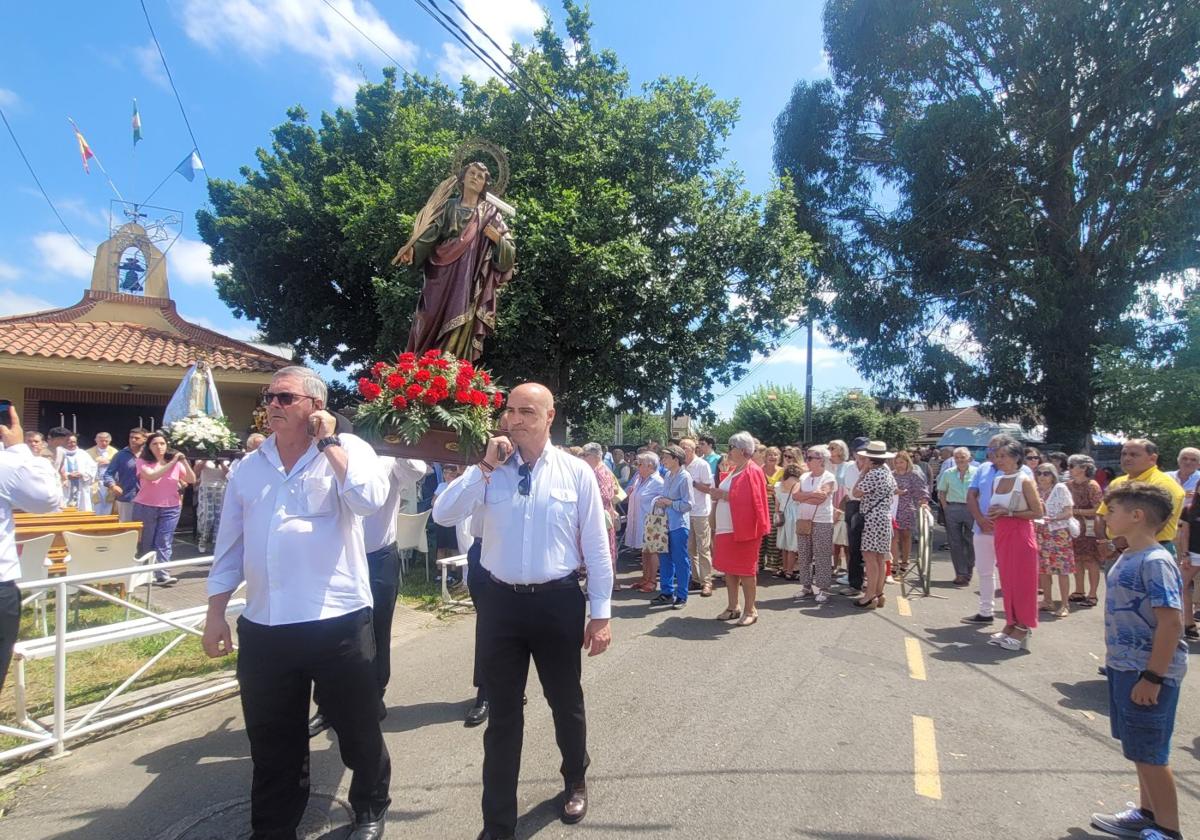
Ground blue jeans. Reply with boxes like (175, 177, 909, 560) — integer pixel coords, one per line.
(658, 527, 691, 601)
(133, 503, 181, 579)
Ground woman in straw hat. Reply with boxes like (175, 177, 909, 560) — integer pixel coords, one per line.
(851, 441, 897, 609)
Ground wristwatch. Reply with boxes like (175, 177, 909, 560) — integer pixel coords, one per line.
(1139, 669, 1164, 685)
(316, 436, 342, 452)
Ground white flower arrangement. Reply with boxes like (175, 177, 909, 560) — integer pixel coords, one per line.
(164, 414, 240, 455)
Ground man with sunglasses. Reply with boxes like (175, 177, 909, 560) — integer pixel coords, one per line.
(433, 382, 613, 840)
(203, 366, 392, 840)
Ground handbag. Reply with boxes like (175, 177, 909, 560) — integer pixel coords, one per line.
(1067, 517, 1081, 538)
(643, 511, 669, 554)
(795, 517, 814, 537)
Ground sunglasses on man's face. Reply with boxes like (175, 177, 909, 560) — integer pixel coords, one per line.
(1025, 456, 1041, 462)
(261, 391, 316, 407)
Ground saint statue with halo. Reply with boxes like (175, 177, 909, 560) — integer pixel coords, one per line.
(393, 141, 516, 362)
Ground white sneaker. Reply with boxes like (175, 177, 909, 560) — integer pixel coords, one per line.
(886, 574, 896, 584)
(815, 591, 829, 603)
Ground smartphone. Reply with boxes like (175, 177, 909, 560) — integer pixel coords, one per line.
(0, 400, 10, 416)
(493, 433, 514, 463)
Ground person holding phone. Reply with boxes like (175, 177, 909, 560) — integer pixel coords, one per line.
(132, 431, 196, 585)
(433, 382, 612, 840)
(0, 405, 63, 698)
(203, 366, 391, 840)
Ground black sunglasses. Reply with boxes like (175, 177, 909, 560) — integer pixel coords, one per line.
(261, 391, 317, 407)
(518, 462, 532, 496)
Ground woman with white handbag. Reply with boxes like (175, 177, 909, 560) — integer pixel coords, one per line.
(1035, 463, 1076, 617)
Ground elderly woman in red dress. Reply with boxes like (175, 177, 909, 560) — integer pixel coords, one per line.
(697, 431, 770, 626)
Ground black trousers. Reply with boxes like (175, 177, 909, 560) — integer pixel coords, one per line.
(366, 543, 401, 697)
(478, 575, 589, 837)
(465, 538, 486, 698)
(315, 544, 401, 717)
(0, 581, 19, 695)
(237, 609, 391, 840)
(845, 500, 865, 590)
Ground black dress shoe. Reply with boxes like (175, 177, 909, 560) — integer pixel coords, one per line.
(348, 812, 386, 840)
(561, 782, 588, 824)
(307, 712, 330, 739)
(960, 613, 994, 624)
(475, 830, 514, 840)
(649, 593, 672, 606)
(465, 700, 489, 728)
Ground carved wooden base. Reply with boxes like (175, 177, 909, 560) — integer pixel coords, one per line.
(367, 427, 474, 465)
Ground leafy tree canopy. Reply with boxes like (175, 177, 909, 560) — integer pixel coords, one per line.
(199, 2, 814, 433)
(731, 383, 807, 446)
(773, 0, 1200, 450)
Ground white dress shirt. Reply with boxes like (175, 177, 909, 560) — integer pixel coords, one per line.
(1, 444, 64, 582)
(207, 433, 388, 626)
(432, 444, 613, 619)
(362, 456, 427, 553)
(683, 456, 713, 518)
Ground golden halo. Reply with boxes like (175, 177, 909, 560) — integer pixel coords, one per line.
(452, 138, 510, 198)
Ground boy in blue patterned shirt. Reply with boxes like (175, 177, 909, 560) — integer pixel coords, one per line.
(1090, 482, 1187, 840)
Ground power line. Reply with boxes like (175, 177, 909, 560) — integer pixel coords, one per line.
(0, 107, 94, 258)
(319, 0, 415, 77)
(709, 324, 806, 402)
(138, 0, 207, 185)
(441, 0, 570, 114)
(412, 0, 568, 130)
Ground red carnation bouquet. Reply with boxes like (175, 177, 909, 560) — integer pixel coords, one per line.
(353, 349, 504, 454)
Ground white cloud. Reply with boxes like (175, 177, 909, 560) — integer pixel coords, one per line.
(331, 68, 365, 106)
(179, 0, 418, 101)
(166, 237, 216, 287)
(0, 290, 56, 318)
(436, 0, 544, 83)
(0, 261, 20, 282)
(33, 232, 96, 280)
(134, 41, 169, 90)
(0, 88, 17, 108)
(811, 50, 831, 78)
(931, 320, 982, 362)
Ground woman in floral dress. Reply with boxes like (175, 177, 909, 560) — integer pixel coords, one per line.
(1065, 454, 1105, 607)
(1034, 463, 1075, 617)
(890, 451, 929, 577)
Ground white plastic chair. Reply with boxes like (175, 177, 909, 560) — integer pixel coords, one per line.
(16, 534, 55, 635)
(394, 510, 432, 581)
(62, 530, 156, 620)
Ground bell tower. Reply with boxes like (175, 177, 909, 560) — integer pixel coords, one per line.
(91, 221, 170, 299)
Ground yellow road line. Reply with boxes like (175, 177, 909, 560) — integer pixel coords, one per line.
(912, 715, 942, 800)
(905, 636, 927, 681)
(897, 597, 912, 617)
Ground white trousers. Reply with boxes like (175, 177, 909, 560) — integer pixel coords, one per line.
(973, 532, 998, 617)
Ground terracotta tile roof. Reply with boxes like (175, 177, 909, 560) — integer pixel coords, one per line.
(0, 290, 289, 373)
(0, 320, 286, 372)
(900, 405, 1000, 439)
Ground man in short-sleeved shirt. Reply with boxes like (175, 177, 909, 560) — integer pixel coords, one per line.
(1097, 439, 1186, 549)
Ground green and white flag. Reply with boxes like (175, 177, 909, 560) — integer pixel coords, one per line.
(132, 99, 142, 146)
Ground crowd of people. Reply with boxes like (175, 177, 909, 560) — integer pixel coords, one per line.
(0, 374, 1193, 840)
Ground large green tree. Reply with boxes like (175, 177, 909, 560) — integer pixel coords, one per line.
(773, 1, 1200, 450)
(200, 3, 813, 432)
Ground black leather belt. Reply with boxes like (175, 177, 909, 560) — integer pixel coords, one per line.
(488, 572, 579, 593)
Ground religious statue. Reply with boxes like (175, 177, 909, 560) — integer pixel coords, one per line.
(392, 142, 516, 362)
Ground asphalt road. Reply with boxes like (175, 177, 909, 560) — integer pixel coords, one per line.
(2, 549, 1197, 839)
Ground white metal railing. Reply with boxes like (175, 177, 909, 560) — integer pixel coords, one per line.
(2, 556, 240, 764)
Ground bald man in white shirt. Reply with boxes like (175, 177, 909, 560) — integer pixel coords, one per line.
(203, 367, 391, 840)
(434, 383, 612, 840)
(1, 408, 63, 696)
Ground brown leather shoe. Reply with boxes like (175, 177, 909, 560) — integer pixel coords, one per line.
(561, 782, 588, 824)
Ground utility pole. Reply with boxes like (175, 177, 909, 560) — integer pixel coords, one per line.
(804, 314, 814, 443)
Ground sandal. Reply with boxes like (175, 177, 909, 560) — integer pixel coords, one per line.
(736, 612, 759, 627)
(1038, 602, 1056, 613)
(1053, 606, 1070, 618)
(716, 608, 742, 621)
(1067, 592, 1086, 603)
(1184, 625, 1198, 640)
(1081, 596, 1098, 607)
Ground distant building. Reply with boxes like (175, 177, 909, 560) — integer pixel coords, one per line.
(898, 404, 1018, 446)
(0, 221, 289, 439)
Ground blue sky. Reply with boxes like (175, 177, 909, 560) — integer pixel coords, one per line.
(0, 0, 869, 417)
